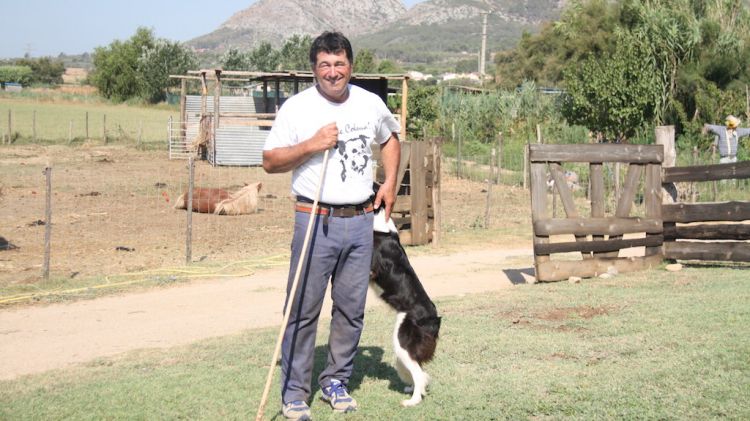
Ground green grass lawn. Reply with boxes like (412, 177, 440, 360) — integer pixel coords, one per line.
(2, 265, 748, 420)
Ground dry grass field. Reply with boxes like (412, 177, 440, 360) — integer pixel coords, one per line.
(0, 144, 532, 289)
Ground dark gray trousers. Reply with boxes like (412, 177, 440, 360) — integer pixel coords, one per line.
(280, 210, 373, 404)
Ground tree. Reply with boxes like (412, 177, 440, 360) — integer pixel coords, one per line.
(248, 42, 280, 72)
(220, 48, 251, 71)
(91, 27, 194, 103)
(0, 65, 33, 87)
(278, 35, 312, 71)
(354, 49, 377, 73)
(562, 34, 660, 142)
(377, 59, 402, 74)
(138, 39, 196, 103)
(14, 57, 65, 85)
(90, 27, 155, 102)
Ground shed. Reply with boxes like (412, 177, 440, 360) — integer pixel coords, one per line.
(169, 69, 410, 166)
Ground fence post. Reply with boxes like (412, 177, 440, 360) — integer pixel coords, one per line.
(523, 143, 529, 190)
(138, 120, 143, 148)
(68, 120, 73, 144)
(7, 109, 11, 144)
(85, 111, 89, 139)
(655, 125, 677, 202)
(43, 167, 52, 280)
(103, 114, 107, 144)
(431, 138, 441, 247)
(484, 148, 496, 228)
(496, 131, 503, 184)
(32, 110, 37, 142)
(186, 157, 194, 264)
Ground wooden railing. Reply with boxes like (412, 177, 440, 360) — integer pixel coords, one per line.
(530, 144, 664, 281)
(662, 161, 750, 262)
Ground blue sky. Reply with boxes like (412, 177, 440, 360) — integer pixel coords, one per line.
(0, 0, 426, 59)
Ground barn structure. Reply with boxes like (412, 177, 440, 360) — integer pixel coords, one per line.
(168, 69, 439, 246)
(168, 69, 410, 166)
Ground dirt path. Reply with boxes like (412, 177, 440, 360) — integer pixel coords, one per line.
(0, 247, 534, 380)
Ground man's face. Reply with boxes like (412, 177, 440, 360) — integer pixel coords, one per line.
(313, 50, 352, 103)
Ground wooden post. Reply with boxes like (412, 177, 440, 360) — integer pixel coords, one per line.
(536, 124, 542, 144)
(137, 120, 143, 148)
(690, 146, 698, 203)
(711, 144, 718, 200)
(590, 163, 605, 257)
(613, 163, 621, 207)
(400, 78, 409, 140)
(85, 111, 89, 139)
(180, 78, 187, 142)
(523, 143, 529, 190)
(456, 125, 462, 179)
(43, 167, 52, 280)
(32, 110, 36, 142)
(103, 114, 107, 144)
(484, 148, 496, 228)
(431, 138, 442, 247)
(213, 70, 221, 164)
(496, 132, 503, 184)
(7, 109, 11, 144)
(186, 157, 194, 264)
(655, 125, 677, 203)
(68, 120, 73, 144)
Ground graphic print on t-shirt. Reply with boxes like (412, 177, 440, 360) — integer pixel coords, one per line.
(335, 133, 370, 182)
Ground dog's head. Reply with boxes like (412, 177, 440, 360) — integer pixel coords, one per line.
(418, 316, 441, 339)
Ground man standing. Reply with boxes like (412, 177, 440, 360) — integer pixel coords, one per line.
(703, 115, 750, 163)
(263, 31, 400, 420)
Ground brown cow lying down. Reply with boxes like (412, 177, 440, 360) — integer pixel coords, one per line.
(174, 182, 262, 215)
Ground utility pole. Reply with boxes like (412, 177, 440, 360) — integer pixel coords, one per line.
(480, 12, 490, 76)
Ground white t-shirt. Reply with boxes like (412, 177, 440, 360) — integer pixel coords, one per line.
(264, 84, 400, 205)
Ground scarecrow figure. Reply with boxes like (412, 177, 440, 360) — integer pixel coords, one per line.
(703, 115, 750, 163)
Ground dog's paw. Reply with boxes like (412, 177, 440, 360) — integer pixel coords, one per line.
(401, 397, 422, 407)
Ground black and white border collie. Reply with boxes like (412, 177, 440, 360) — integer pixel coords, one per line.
(370, 208, 441, 407)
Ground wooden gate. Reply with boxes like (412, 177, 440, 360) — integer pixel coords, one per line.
(662, 161, 750, 262)
(374, 140, 440, 246)
(529, 144, 664, 281)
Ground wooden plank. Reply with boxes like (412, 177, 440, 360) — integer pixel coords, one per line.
(590, 163, 606, 257)
(663, 201, 750, 223)
(663, 223, 750, 241)
(605, 163, 643, 257)
(410, 142, 429, 245)
(664, 241, 750, 262)
(529, 144, 663, 164)
(663, 161, 750, 183)
(549, 162, 589, 258)
(534, 235, 663, 255)
(534, 217, 662, 236)
(535, 255, 663, 282)
(530, 162, 550, 266)
(645, 163, 663, 256)
(432, 139, 442, 247)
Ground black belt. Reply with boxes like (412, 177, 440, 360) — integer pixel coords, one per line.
(295, 196, 374, 222)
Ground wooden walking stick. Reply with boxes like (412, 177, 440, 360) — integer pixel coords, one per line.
(255, 149, 330, 421)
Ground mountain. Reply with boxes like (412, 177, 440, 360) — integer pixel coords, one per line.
(187, 0, 566, 68)
(189, 0, 406, 51)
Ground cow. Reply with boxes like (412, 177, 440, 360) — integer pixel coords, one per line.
(174, 182, 262, 215)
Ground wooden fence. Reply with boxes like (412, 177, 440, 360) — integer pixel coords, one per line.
(662, 161, 750, 261)
(530, 144, 664, 281)
(374, 140, 441, 246)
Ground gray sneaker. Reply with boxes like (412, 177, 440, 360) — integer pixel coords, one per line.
(282, 400, 312, 420)
(320, 379, 357, 412)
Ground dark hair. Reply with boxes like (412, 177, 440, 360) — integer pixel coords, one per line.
(309, 31, 353, 66)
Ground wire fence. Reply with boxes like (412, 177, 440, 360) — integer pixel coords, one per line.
(0, 103, 176, 147)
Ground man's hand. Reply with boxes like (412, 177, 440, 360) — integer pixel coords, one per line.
(374, 181, 396, 220)
(310, 122, 339, 153)
(374, 133, 401, 220)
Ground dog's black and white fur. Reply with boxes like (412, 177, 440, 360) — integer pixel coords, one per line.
(370, 209, 441, 407)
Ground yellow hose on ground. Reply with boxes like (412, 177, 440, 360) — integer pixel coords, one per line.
(0, 254, 289, 305)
